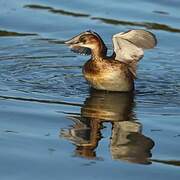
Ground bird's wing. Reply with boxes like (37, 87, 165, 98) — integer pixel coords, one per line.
(112, 36, 144, 62)
(112, 29, 157, 77)
(115, 29, 157, 49)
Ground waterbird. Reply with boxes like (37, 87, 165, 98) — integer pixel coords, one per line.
(65, 29, 157, 92)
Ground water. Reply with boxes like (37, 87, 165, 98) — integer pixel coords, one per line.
(0, 0, 180, 179)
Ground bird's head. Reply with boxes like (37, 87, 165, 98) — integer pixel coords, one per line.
(65, 31, 107, 56)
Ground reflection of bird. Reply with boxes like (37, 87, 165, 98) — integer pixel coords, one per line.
(65, 30, 157, 92)
(110, 121, 154, 164)
(61, 90, 154, 164)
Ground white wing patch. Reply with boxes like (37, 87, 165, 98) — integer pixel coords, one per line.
(112, 29, 157, 78)
(113, 35, 144, 62)
(117, 29, 157, 49)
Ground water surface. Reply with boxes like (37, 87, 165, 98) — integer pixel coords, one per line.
(0, 0, 180, 179)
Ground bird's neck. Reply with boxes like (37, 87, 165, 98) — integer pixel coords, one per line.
(91, 41, 107, 61)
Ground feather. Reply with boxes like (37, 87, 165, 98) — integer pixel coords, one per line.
(112, 29, 157, 78)
(112, 37, 144, 62)
(118, 29, 157, 49)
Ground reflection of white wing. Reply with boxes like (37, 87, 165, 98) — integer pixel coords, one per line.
(112, 29, 157, 77)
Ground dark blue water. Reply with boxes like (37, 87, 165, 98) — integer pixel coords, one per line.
(0, 0, 180, 179)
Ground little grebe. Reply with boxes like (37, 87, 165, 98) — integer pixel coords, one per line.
(65, 30, 157, 92)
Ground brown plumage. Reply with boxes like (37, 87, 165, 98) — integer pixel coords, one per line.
(65, 30, 157, 92)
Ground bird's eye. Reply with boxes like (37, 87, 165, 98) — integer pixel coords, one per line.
(80, 37, 87, 43)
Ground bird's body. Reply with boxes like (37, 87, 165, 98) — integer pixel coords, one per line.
(83, 58, 134, 91)
(65, 29, 157, 92)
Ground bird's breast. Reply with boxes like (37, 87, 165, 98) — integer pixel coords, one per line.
(83, 60, 134, 92)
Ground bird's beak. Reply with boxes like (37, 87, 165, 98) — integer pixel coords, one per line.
(65, 34, 82, 46)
